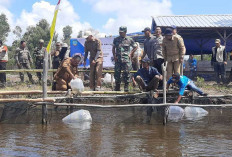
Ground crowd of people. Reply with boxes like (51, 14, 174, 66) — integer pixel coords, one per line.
(0, 25, 229, 102)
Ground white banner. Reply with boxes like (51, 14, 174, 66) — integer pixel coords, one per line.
(71, 37, 114, 68)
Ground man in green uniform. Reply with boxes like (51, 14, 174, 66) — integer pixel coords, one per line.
(34, 39, 46, 82)
(112, 26, 138, 91)
(15, 41, 35, 84)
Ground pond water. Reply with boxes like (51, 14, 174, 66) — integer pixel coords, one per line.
(0, 107, 232, 157)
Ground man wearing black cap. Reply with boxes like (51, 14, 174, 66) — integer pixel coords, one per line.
(162, 28, 186, 79)
(132, 57, 162, 92)
(171, 25, 183, 39)
(167, 73, 207, 104)
(141, 27, 156, 62)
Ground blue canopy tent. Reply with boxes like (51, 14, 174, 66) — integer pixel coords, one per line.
(151, 15, 232, 56)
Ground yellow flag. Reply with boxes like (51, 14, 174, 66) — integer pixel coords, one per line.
(46, 0, 61, 53)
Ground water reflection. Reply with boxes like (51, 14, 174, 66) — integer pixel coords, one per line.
(64, 122, 92, 130)
(0, 107, 232, 156)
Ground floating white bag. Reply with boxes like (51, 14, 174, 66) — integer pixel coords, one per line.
(184, 107, 208, 120)
(103, 73, 114, 84)
(70, 78, 84, 93)
(168, 106, 184, 122)
(62, 109, 92, 123)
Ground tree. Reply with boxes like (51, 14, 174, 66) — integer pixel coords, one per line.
(22, 19, 58, 51)
(13, 26, 22, 40)
(0, 13, 10, 42)
(62, 25, 72, 45)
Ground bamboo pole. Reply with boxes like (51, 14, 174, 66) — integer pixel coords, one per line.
(50, 103, 232, 108)
(0, 90, 67, 95)
(80, 91, 138, 95)
(0, 98, 55, 103)
(162, 63, 167, 104)
(0, 69, 137, 73)
(3, 89, 230, 97)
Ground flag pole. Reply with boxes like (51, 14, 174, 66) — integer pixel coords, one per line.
(42, 0, 61, 124)
(42, 50, 48, 124)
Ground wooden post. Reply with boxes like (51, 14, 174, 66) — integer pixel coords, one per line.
(162, 62, 168, 125)
(162, 62, 167, 104)
(42, 51, 48, 124)
(111, 73, 114, 90)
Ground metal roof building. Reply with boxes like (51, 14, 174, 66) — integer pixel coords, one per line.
(151, 15, 232, 56)
(152, 15, 232, 28)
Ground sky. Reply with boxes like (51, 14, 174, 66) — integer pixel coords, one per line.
(0, 0, 231, 44)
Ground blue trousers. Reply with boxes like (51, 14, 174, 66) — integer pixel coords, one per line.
(187, 81, 203, 95)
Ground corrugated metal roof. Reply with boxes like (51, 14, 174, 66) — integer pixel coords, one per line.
(153, 15, 232, 28)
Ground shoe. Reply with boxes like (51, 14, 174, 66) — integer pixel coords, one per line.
(115, 84, 120, 91)
(124, 83, 129, 92)
(95, 86, 101, 91)
(29, 79, 35, 84)
(0, 83, 6, 88)
(201, 93, 208, 96)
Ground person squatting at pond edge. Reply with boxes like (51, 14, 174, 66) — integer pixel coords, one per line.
(84, 32, 103, 91)
(53, 54, 81, 91)
(167, 73, 207, 104)
(132, 57, 162, 96)
(112, 26, 138, 92)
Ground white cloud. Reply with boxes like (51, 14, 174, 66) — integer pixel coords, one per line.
(1, 0, 92, 45)
(15, 0, 91, 41)
(84, 0, 172, 35)
(0, 2, 14, 44)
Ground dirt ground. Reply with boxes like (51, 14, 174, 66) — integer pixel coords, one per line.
(1, 74, 232, 96)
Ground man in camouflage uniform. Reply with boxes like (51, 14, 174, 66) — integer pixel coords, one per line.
(34, 39, 46, 82)
(15, 41, 35, 84)
(112, 26, 138, 91)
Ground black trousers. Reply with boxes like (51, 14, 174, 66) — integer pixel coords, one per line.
(153, 58, 164, 74)
(0, 62, 6, 86)
(153, 58, 164, 88)
(214, 62, 226, 84)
